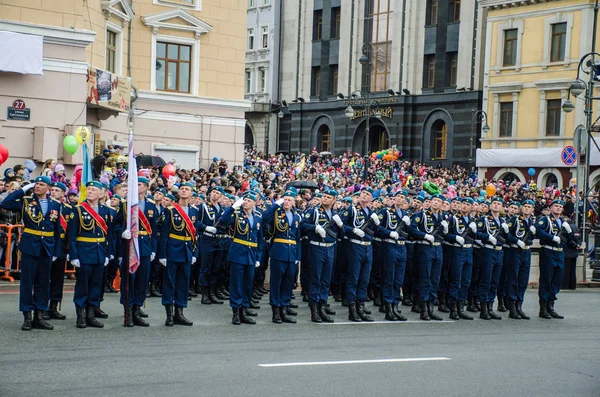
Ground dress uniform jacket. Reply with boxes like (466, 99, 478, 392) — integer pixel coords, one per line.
(68, 202, 114, 265)
(219, 206, 263, 265)
(262, 204, 302, 263)
(137, 198, 158, 257)
(158, 205, 200, 263)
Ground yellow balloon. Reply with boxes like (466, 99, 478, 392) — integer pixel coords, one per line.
(75, 126, 90, 144)
(486, 183, 496, 197)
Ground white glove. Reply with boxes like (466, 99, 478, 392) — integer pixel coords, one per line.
(295, 260, 300, 265)
(390, 231, 399, 240)
(456, 236, 465, 246)
(150, 252, 156, 261)
(118, 257, 123, 264)
(353, 228, 365, 238)
(275, 198, 284, 206)
(22, 183, 35, 192)
(370, 213, 380, 226)
(191, 257, 197, 265)
(552, 236, 561, 244)
(70, 259, 80, 267)
(255, 261, 260, 268)
(332, 214, 343, 227)
(159, 258, 167, 267)
(424, 234, 435, 243)
(66, 254, 69, 261)
(441, 220, 449, 234)
(502, 223, 509, 233)
(315, 225, 326, 238)
(562, 222, 572, 233)
(402, 216, 410, 226)
(110, 255, 114, 260)
(488, 235, 497, 245)
(52, 256, 57, 262)
(469, 222, 477, 233)
(205, 226, 217, 234)
(529, 225, 536, 234)
(517, 240, 526, 249)
(232, 198, 244, 209)
(121, 230, 131, 240)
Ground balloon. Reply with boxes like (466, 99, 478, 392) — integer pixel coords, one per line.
(486, 183, 496, 197)
(0, 153, 4, 165)
(162, 164, 176, 178)
(0, 144, 9, 163)
(294, 166, 301, 175)
(269, 172, 276, 180)
(383, 154, 393, 161)
(63, 135, 78, 155)
(376, 154, 383, 159)
(528, 168, 536, 176)
(480, 190, 486, 197)
(75, 126, 90, 144)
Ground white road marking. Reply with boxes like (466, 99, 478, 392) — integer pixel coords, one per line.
(316, 320, 455, 325)
(259, 357, 451, 368)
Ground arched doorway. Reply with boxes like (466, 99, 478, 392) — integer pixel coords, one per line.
(244, 124, 255, 149)
(351, 119, 390, 155)
(317, 125, 331, 152)
(544, 173, 558, 187)
(369, 125, 389, 152)
(497, 172, 519, 184)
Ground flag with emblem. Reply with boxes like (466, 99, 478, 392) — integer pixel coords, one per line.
(127, 128, 140, 274)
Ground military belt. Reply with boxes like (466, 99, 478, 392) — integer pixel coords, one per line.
(483, 244, 502, 251)
(541, 245, 562, 252)
(169, 233, 192, 241)
(450, 243, 472, 248)
(383, 238, 405, 245)
(309, 241, 335, 247)
(416, 241, 441, 246)
(23, 228, 54, 237)
(60, 233, 65, 239)
(76, 237, 106, 243)
(349, 239, 371, 246)
(273, 238, 296, 245)
(138, 231, 149, 236)
(511, 244, 530, 250)
(203, 232, 228, 239)
(233, 238, 258, 248)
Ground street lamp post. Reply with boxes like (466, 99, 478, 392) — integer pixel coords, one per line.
(469, 110, 491, 170)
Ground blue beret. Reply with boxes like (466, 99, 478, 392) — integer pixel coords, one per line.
(405, 197, 412, 204)
(522, 199, 535, 207)
(282, 191, 297, 198)
(166, 193, 176, 201)
(314, 192, 322, 198)
(342, 196, 353, 203)
(462, 197, 475, 205)
(401, 189, 410, 196)
(34, 176, 52, 185)
(156, 188, 167, 195)
(192, 192, 198, 197)
(451, 197, 461, 202)
(323, 188, 338, 197)
(180, 182, 194, 189)
(101, 182, 109, 190)
(352, 192, 360, 197)
(415, 196, 425, 203)
(551, 199, 565, 206)
(245, 192, 258, 202)
(432, 194, 446, 201)
(491, 197, 504, 204)
(53, 182, 67, 192)
(225, 193, 235, 200)
(361, 187, 374, 195)
(199, 194, 206, 200)
(138, 177, 150, 185)
(208, 186, 224, 194)
(509, 201, 521, 208)
(86, 181, 104, 189)
(286, 186, 298, 195)
(484, 200, 491, 206)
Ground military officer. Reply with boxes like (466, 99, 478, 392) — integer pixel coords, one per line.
(0, 176, 61, 331)
(219, 192, 263, 325)
(158, 182, 199, 326)
(497, 201, 521, 312)
(69, 181, 114, 329)
(467, 199, 489, 313)
(148, 188, 167, 297)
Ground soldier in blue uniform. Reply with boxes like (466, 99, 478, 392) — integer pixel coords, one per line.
(158, 182, 199, 326)
(69, 181, 114, 329)
(219, 192, 263, 325)
(262, 190, 302, 324)
(120, 177, 157, 327)
(301, 188, 344, 323)
(149, 188, 167, 297)
(536, 199, 572, 319)
(0, 176, 61, 330)
(408, 194, 447, 321)
(497, 201, 521, 313)
(467, 199, 489, 313)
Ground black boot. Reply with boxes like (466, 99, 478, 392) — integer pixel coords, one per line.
(497, 296, 507, 312)
(239, 308, 256, 324)
(94, 305, 108, 319)
(427, 301, 443, 321)
(245, 308, 258, 316)
(317, 302, 333, 323)
(457, 301, 473, 320)
(507, 300, 521, 320)
(43, 310, 50, 320)
(373, 291, 382, 307)
(367, 286, 375, 302)
(165, 305, 174, 326)
(324, 304, 335, 316)
(21, 311, 32, 331)
(150, 282, 162, 297)
(437, 293, 450, 313)
(48, 301, 66, 320)
(76, 307, 86, 328)
(232, 308, 241, 325)
(173, 307, 193, 326)
(378, 300, 387, 313)
(466, 297, 478, 313)
(271, 305, 282, 324)
(487, 302, 502, 320)
(384, 302, 397, 321)
(32, 309, 54, 330)
(124, 306, 134, 327)
(218, 284, 230, 298)
(449, 300, 460, 320)
(474, 297, 482, 312)
(546, 301, 564, 319)
(133, 305, 149, 327)
(539, 300, 551, 319)
(286, 307, 298, 316)
(188, 287, 198, 298)
(333, 285, 342, 302)
(280, 307, 297, 324)
(289, 302, 299, 309)
(215, 285, 228, 300)
(412, 293, 421, 313)
(138, 307, 148, 318)
(200, 286, 212, 305)
(356, 302, 374, 322)
(209, 286, 224, 304)
(419, 301, 430, 321)
(310, 303, 322, 323)
(85, 306, 104, 328)
(249, 300, 261, 309)
(348, 302, 361, 322)
(105, 277, 117, 293)
(516, 301, 530, 320)
(479, 301, 491, 320)
(252, 289, 263, 300)
(391, 303, 407, 321)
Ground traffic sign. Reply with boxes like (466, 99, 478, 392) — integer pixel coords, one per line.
(561, 145, 577, 166)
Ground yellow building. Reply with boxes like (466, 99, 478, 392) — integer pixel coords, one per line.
(0, 0, 248, 169)
(477, 0, 600, 188)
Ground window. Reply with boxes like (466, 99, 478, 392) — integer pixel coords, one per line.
(433, 121, 447, 159)
(499, 102, 513, 137)
(330, 65, 339, 95)
(262, 0, 270, 5)
(452, 0, 460, 22)
(312, 67, 321, 96)
(261, 25, 269, 48)
(318, 127, 331, 152)
(368, 0, 393, 92)
(259, 68, 266, 92)
(248, 0, 255, 7)
(247, 28, 254, 50)
(449, 52, 457, 87)
(245, 70, 251, 93)
(155, 42, 191, 93)
(546, 99, 562, 136)
(331, 7, 341, 39)
(429, 0, 438, 25)
(313, 10, 323, 41)
(425, 55, 435, 88)
(503, 29, 518, 66)
(106, 29, 117, 73)
(550, 22, 567, 62)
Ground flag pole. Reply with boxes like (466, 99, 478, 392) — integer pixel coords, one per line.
(123, 122, 133, 327)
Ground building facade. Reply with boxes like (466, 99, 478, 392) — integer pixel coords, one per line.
(477, 0, 600, 188)
(277, 0, 486, 168)
(0, 0, 248, 171)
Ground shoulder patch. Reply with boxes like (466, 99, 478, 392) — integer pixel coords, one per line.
(304, 213, 310, 218)
(477, 222, 483, 227)
(415, 217, 421, 223)
(342, 211, 349, 217)
(538, 220, 544, 225)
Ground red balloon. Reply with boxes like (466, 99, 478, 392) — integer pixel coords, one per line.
(0, 145, 8, 164)
(162, 164, 176, 178)
(0, 154, 4, 165)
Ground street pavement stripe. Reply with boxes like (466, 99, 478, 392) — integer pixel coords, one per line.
(316, 320, 455, 325)
(259, 357, 451, 368)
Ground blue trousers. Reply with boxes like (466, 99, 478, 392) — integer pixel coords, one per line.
(199, 240, 223, 287)
(308, 244, 335, 304)
(370, 241, 383, 288)
(497, 247, 510, 300)
(468, 247, 482, 299)
(438, 244, 451, 295)
(162, 260, 190, 308)
(73, 263, 103, 309)
(505, 248, 531, 302)
(120, 255, 151, 307)
(417, 244, 443, 303)
(539, 248, 564, 302)
(403, 242, 415, 291)
(229, 261, 254, 308)
(381, 243, 406, 304)
(19, 252, 51, 312)
(49, 257, 66, 303)
(479, 248, 504, 303)
(269, 259, 295, 307)
(345, 243, 372, 303)
(448, 246, 473, 301)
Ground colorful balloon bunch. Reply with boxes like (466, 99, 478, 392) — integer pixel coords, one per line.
(371, 148, 402, 161)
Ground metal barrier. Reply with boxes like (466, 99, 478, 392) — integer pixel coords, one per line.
(0, 224, 23, 282)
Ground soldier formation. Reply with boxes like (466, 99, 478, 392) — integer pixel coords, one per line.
(1, 176, 580, 331)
